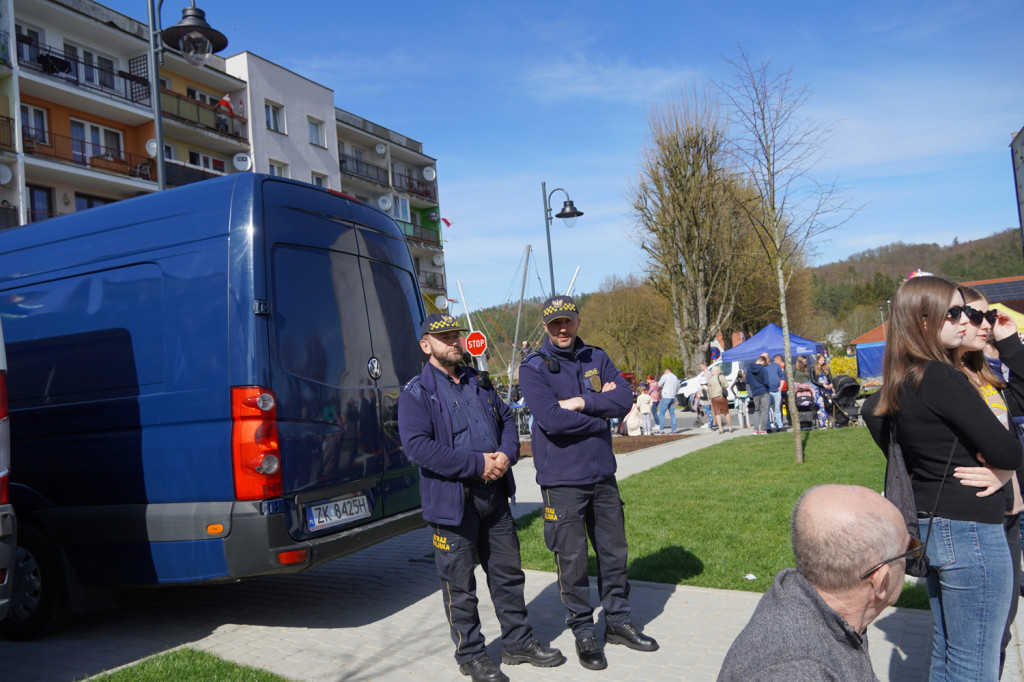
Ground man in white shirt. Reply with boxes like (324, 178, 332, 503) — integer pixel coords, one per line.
(657, 368, 680, 434)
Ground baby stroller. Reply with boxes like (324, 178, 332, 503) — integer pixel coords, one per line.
(688, 393, 707, 428)
(831, 375, 861, 427)
(793, 383, 819, 429)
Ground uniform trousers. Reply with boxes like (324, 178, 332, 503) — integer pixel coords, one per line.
(542, 477, 631, 639)
(433, 480, 532, 664)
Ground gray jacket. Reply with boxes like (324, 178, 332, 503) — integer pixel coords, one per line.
(717, 568, 879, 682)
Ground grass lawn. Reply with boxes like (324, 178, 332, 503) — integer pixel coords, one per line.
(517, 426, 929, 609)
(91, 648, 291, 681)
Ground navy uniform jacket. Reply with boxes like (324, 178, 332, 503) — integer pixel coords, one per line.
(398, 363, 519, 526)
(519, 337, 633, 487)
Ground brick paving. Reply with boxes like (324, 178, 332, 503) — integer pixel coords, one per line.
(0, 422, 1020, 681)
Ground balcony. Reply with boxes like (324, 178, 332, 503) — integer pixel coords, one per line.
(0, 205, 18, 229)
(22, 126, 155, 181)
(394, 171, 437, 201)
(160, 89, 247, 141)
(163, 160, 224, 187)
(339, 152, 388, 186)
(16, 36, 150, 107)
(418, 270, 446, 291)
(402, 222, 440, 245)
(0, 115, 15, 152)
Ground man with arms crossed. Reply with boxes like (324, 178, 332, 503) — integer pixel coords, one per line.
(398, 313, 564, 682)
(519, 296, 659, 671)
(718, 484, 912, 681)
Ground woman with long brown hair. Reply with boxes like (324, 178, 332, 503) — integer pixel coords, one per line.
(864, 275, 1023, 680)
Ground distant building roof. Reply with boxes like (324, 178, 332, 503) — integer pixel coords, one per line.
(963, 276, 1024, 305)
(851, 323, 887, 345)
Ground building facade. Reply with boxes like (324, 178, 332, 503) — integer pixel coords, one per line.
(0, 0, 447, 309)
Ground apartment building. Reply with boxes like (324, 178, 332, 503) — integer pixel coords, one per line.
(1, 0, 448, 310)
(3, 0, 248, 227)
(223, 52, 447, 313)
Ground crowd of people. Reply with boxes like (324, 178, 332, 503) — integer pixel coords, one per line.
(401, 274, 1024, 681)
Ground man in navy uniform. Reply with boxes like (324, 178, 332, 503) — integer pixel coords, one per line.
(519, 296, 659, 670)
(398, 313, 565, 682)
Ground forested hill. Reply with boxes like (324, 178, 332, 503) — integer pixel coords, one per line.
(811, 229, 1024, 317)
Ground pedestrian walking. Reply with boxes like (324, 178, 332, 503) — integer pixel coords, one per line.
(731, 370, 750, 429)
(636, 384, 654, 435)
(657, 368, 680, 434)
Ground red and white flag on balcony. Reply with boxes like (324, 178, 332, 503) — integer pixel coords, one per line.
(217, 94, 234, 116)
(441, 217, 452, 228)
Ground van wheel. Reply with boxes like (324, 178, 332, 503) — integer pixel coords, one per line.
(0, 521, 69, 640)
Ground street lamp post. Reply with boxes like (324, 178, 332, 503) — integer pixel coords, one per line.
(541, 181, 584, 298)
(146, 1, 228, 190)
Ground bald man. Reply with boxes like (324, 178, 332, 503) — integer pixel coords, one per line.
(717, 485, 913, 681)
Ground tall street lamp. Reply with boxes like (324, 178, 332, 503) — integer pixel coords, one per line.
(541, 181, 584, 298)
(146, 1, 228, 190)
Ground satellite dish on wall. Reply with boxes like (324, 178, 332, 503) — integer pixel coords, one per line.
(0, 165, 12, 186)
(145, 138, 159, 158)
(434, 295, 448, 310)
(232, 153, 252, 171)
(422, 166, 436, 181)
(377, 195, 393, 211)
(375, 143, 387, 155)
(432, 252, 444, 266)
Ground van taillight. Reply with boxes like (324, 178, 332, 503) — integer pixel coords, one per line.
(0, 370, 7, 420)
(0, 369, 7, 504)
(231, 386, 282, 500)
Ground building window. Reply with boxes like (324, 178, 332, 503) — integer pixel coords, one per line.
(70, 119, 122, 163)
(15, 24, 42, 63)
(20, 104, 48, 144)
(75, 194, 115, 211)
(186, 87, 216, 105)
(392, 196, 410, 223)
(63, 43, 115, 90)
(311, 172, 327, 188)
(269, 161, 288, 177)
(188, 151, 226, 173)
(265, 102, 284, 133)
(308, 118, 324, 146)
(27, 185, 53, 223)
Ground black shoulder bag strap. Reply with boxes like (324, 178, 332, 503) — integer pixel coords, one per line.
(908, 413, 959, 554)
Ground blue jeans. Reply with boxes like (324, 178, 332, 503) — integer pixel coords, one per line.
(658, 398, 676, 433)
(920, 516, 1013, 681)
(769, 391, 782, 429)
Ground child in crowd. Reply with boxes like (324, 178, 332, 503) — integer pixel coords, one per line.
(636, 384, 654, 435)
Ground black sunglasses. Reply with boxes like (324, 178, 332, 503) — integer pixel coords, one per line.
(965, 305, 998, 327)
(860, 536, 924, 580)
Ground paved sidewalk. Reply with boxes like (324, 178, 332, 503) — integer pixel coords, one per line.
(1, 423, 1021, 680)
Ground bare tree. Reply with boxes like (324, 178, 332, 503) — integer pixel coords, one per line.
(719, 48, 856, 462)
(628, 87, 759, 375)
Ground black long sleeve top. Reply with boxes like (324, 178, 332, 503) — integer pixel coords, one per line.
(864, 361, 1023, 524)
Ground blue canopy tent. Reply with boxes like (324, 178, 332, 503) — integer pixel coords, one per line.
(721, 323, 825, 362)
(855, 341, 885, 381)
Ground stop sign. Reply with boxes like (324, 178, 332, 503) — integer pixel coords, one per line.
(464, 331, 487, 357)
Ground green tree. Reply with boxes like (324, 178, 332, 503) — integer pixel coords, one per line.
(581, 275, 672, 378)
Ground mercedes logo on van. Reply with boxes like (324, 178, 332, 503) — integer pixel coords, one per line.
(367, 357, 382, 380)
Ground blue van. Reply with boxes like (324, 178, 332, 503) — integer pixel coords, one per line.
(0, 175, 425, 639)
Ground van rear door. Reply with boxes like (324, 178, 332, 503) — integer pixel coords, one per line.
(261, 182, 422, 542)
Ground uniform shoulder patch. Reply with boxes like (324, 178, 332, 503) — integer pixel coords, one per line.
(401, 375, 422, 392)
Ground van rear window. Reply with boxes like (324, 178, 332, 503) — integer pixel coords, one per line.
(271, 245, 370, 387)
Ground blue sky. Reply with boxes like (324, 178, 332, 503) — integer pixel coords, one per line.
(105, 1, 1022, 312)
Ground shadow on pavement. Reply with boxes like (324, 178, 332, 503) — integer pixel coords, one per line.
(0, 528, 440, 681)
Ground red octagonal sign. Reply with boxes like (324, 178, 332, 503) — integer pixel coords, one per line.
(465, 331, 487, 357)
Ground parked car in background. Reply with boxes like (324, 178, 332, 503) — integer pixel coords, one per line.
(677, 360, 741, 408)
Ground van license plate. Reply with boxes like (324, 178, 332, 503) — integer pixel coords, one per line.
(306, 494, 371, 532)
